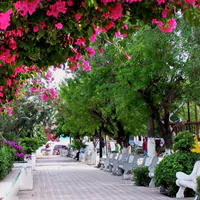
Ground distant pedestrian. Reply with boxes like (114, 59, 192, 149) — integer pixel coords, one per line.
(74, 150, 80, 161)
(127, 144, 132, 154)
(143, 138, 148, 156)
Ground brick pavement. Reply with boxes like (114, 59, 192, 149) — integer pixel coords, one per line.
(18, 156, 193, 200)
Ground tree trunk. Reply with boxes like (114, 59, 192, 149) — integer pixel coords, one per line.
(116, 120, 128, 147)
(99, 126, 103, 159)
(147, 116, 156, 157)
(156, 110, 172, 149)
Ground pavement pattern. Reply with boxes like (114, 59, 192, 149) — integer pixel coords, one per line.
(18, 156, 193, 200)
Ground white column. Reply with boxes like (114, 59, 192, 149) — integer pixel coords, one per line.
(147, 137, 156, 157)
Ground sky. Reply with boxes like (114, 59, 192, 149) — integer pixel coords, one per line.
(49, 67, 73, 88)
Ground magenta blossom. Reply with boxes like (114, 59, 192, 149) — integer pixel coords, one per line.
(55, 23, 63, 29)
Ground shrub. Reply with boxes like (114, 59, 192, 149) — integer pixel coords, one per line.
(0, 146, 15, 180)
(132, 166, 151, 186)
(20, 137, 40, 154)
(4, 140, 25, 161)
(173, 131, 195, 151)
(155, 131, 199, 197)
(197, 176, 200, 197)
(155, 151, 200, 197)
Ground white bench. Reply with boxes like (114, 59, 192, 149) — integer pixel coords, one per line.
(117, 154, 140, 179)
(103, 153, 117, 172)
(112, 153, 128, 175)
(148, 156, 159, 188)
(176, 160, 200, 199)
(108, 153, 120, 172)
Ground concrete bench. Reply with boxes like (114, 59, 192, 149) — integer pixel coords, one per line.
(112, 153, 128, 175)
(100, 154, 111, 170)
(0, 161, 33, 200)
(148, 156, 159, 188)
(108, 153, 120, 172)
(103, 153, 117, 172)
(176, 160, 200, 199)
(117, 154, 140, 179)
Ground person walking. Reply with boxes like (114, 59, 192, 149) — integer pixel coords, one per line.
(143, 138, 148, 156)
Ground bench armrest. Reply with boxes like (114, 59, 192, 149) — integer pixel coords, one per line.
(176, 172, 194, 182)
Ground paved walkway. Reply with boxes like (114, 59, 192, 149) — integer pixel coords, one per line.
(18, 156, 192, 200)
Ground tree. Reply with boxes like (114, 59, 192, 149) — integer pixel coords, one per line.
(57, 43, 148, 147)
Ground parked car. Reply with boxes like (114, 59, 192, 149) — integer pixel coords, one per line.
(53, 145, 67, 155)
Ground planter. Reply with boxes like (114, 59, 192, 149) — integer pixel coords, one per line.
(0, 168, 21, 200)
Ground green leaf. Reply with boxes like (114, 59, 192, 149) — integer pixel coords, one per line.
(37, 29, 45, 40)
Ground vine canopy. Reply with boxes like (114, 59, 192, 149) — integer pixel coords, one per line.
(0, 0, 199, 104)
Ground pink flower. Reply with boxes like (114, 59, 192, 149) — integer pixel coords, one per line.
(75, 37, 86, 46)
(45, 70, 51, 79)
(41, 93, 48, 101)
(125, 0, 142, 2)
(86, 47, 95, 57)
(7, 79, 12, 87)
(105, 20, 115, 30)
(161, 18, 177, 33)
(33, 26, 39, 32)
(39, 22, 46, 29)
(0, 86, 4, 91)
(75, 13, 83, 21)
(99, 48, 104, 54)
(67, 0, 74, 6)
(55, 23, 63, 29)
(101, 0, 115, 5)
(82, 59, 91, 71)
(125, 55, 131, 60)
(115, 31, 123, 38)
(76, 54, 82, 60)
(94, 28, 102, 35)
(122, 24, 128, 29)
(162, 9, 168, 18)
(152, 18, 163, 27)
(46, 0, 67, 18)
(0, 8, 12, 30)
(157, 0, 165, 4)
(8, 107, 12, 115)
(109, 4, 123, 20)
(50, 88, 58, 98)
(185, 0, 195, 5)
(0, 92, 3, 97)
(70, 65, 77, 72)
(90, 34, 96, 42)
(14, 0, 40, 17)
(81, 1, 85, 7)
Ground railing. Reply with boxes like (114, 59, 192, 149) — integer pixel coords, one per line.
(171, 121, 200, 140)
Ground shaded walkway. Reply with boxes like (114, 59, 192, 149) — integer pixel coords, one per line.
(18, 156, 191, 200)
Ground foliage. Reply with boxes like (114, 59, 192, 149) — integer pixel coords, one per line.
(57, 23, 200, 147)
(173, 131, 195, 151)
(0, 146, 15, 180)
(69, 140, 86, 151)
(132, 166, 151, 187)
(20, 137, 39, 154)
(0, 0, 198, 103)
(33, 125, 48, 146)
(196, 176, 200, 197)
(154, 151, 200, 197)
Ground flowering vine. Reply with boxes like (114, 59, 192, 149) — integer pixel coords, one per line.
(0, 0, 198, 105)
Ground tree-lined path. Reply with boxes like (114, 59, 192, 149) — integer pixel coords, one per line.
(18, 156, 192, 200)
